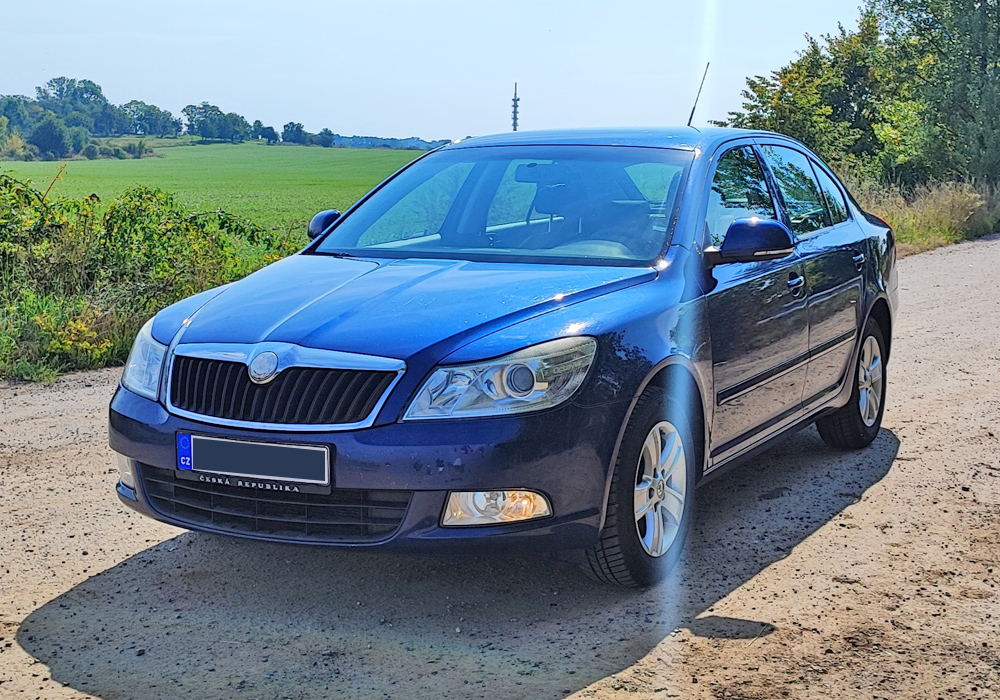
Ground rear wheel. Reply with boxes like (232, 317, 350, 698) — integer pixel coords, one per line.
(816, 318, 887, 449)
(581, 388, 698, 587)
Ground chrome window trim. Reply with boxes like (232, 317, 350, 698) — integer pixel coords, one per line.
(165, 342, 405, 432)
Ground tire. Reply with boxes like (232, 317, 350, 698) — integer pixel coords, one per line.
(816, 317, 887, 450)
(581, 388, 698, 587)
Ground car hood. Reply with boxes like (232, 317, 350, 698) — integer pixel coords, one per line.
(174, 254, 656, 360)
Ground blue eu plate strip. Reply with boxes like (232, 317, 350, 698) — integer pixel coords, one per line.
(177, 433, 193, 470)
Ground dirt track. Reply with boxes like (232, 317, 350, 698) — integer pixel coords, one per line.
(2, 236, 998, 700)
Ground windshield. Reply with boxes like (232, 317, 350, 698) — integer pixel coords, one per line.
(314, 145, 692, 266)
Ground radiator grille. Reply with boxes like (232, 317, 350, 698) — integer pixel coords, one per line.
(139, 464, 410, 543)
(169, 355, 396, 426)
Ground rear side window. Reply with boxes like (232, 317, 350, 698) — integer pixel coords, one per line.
(706, 146, 777, 246)
(812, 162, 849, 225)
(761, 145, 828, 235)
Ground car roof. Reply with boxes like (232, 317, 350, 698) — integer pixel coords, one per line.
(446, 127, 787, 153)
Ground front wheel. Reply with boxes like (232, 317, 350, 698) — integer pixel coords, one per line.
(581, 389, 698, 587)
(816, 318, 887, 449)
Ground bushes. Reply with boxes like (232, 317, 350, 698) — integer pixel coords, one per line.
(849, 177, 1000, 255)
(0, 172, 305, 380)
(0, 132, 36, 161)
(123, 140, 151, 158)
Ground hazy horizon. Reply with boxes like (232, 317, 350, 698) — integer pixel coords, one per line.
(2, 0, 865, 141)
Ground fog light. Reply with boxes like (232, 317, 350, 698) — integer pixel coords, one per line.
(442, 490, 551, 526)
(116, 453, 136, 490)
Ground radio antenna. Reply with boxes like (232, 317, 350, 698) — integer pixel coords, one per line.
(512, 83, 520, 132)
(687, 62, 710, 127)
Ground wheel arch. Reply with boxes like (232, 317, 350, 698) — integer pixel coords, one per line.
(866, 295, 892, 362)
(644, 364, 708, 481)
(598, 356, 710, 531)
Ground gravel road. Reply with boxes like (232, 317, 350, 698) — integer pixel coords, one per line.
(2, 236, 998, 700)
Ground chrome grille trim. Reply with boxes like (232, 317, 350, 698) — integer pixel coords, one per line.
(165, 342, 405, 431)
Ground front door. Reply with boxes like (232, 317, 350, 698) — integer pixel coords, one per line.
(705, 145, 810, 458)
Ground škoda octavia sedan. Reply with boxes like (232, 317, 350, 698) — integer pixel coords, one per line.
(111, 128, 897, 586)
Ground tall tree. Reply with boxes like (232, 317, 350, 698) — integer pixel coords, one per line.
(123, 100, 181, 136)
(282, 122, 307, 144)
(183, 102, 222, 138)
(29, 115, 70, 157)
(0, 96, 32, 133)
(316, 128, 335, 147)
(720, 4, 941, 182)
(219, 112, 250, 142)
(880, 0, 1000, 181)
(35, 77, 129, 136)
(719, 36, 861, 163)
(260, 126, 279, 144)
(182, 103, 249, 141)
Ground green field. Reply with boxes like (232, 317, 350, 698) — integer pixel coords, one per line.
(1, 142, 422, 231)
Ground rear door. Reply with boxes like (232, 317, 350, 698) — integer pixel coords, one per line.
(705, 145, 809, 458)
(759, 144, 864, 407)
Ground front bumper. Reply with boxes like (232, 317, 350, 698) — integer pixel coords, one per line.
(109, 386, 629, 552)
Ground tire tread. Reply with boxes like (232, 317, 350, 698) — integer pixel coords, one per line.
(816, 319, 886, 450)
(580, 391, 652, 587)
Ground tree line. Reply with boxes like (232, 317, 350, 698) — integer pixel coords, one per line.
(0, 77, 447, 161)
(719, 0, 1000, 186)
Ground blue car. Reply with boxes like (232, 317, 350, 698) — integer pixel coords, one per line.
(110, 127, 897, 586)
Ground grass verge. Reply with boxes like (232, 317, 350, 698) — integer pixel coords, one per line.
(852, 180, 1000, 256)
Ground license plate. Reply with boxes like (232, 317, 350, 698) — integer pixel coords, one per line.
(176, 433, 330, 494)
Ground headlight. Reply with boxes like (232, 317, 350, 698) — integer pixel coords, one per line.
(404, 336, 597, 420)
(121, 318, 166, 401)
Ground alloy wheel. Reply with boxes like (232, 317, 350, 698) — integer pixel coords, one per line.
(634, 420, 688, 557)
(858, 335, 884, 427)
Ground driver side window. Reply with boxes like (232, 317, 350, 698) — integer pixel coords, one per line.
(706, 147, 777, 246)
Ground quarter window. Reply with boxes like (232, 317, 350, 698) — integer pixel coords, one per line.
(706, 146, 777, 246)
(812, 162, 849, 225)
(761, 145, 828, 235)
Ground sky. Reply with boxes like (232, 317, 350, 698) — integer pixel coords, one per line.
(1, 0, 866, 141)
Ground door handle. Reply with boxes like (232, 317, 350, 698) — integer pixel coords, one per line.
(787, 273, 806, 296)
(853, 253, 866, 271)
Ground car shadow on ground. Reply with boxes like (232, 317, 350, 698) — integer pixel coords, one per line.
(18, 427, 898, 699)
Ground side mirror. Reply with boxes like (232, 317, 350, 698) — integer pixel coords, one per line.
(704, 218, 794, 266)
(308, 209, 341, 240)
